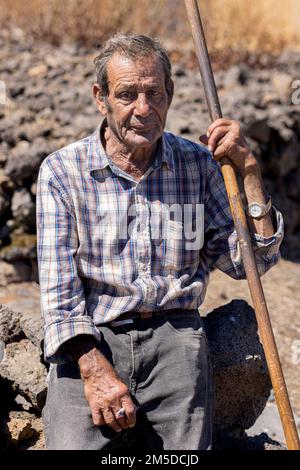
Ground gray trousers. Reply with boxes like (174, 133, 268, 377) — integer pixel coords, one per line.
(42, 310, 212, 450)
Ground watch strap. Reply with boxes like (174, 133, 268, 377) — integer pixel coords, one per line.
(247, 195, 272, 219)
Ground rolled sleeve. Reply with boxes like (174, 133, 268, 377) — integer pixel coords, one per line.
(250, 205, 284, 247)
(44, 317, 101, 365)
(36, 160, 100, 364)
(249, 205, 284, 275)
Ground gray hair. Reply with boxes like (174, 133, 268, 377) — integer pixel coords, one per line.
(94, 33, 173, 99)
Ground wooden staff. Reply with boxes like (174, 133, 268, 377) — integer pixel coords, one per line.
(183, 0, 300, 450)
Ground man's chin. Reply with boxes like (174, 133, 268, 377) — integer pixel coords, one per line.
(127, 129, 161, 148)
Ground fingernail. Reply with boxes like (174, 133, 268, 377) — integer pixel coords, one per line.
(207, 131, 210, 138)
(208, 145, 213, 152)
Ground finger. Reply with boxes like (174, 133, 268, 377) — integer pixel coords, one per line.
(91, 409, 105, 427)
(121, 397, 137, 428)
(213, 142, 230, 161)
(207, 118, 232, 137)
(102, 409, 122, 433)
(113, 407, 129, 430)
(217, 134, 228, 146)
(207, 126, 230, 153)
(199, 134, 209, 146)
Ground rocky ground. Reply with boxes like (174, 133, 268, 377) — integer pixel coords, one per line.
(0, 29, 299, 450)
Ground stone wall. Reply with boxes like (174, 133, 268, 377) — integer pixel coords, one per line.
(1, 40, 300, 281)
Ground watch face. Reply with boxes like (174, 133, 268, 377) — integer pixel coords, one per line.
(250, 204, 263, 217)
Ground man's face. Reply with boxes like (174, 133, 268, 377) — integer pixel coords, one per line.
(95, 53, 173, 150)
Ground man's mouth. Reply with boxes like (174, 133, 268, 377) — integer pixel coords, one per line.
(130, 123, 155, 131)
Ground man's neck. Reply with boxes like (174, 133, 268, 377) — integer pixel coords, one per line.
(102, 126, 157, 181)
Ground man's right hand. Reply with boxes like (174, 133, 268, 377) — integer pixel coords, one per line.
(67, 335, 137, 433)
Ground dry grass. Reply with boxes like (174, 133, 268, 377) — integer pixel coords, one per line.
(0, 0, 299, 62)
(204, 0, 300, 55)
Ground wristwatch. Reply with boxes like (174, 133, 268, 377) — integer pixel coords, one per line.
(247, 196, 272, 219)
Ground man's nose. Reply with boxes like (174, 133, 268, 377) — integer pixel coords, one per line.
(133, 93, 151, 117)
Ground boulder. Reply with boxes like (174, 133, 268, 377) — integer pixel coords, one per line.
(19, 310, 43, 349)
(5, 411, 44, 449)
(0, 304, 23, 344)
(4, 138, 49, 182)
(11, 188, 36, 230)
(0, 232, 37, 262)
(202, 300, 272, 433)
(0, 261, 33, 286)
(245, 117, 271, 144)
(223, 64, 249, 89)
(0, 340, 47, 411)
(0, 187, 10, 217)
(7, 416, 34, 444)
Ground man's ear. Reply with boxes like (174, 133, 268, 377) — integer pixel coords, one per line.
(167, 79, 174, 107)
(93, 83, 107, 116)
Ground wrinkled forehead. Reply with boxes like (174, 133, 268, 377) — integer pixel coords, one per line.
(107, 52, 165, 87)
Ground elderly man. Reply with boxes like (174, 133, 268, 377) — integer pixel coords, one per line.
(36, 34, 283, 450)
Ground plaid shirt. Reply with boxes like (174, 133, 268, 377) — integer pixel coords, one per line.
(36, 120, 284, 364)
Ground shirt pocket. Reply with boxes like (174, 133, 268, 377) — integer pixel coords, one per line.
(91, 207, 130, 249)
(163, 217, 202, 273)
(163, 219, 184, 271)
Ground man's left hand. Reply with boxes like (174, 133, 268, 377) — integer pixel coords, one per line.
(200, 118, 259, 177)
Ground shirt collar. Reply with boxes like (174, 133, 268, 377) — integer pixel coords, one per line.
(153, 131, 175, 172)
(86, 119, 111, 172)
(86, 118, 175, 173)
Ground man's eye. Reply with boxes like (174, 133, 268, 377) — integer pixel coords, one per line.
(120, 92, 135, 100)
(148, 90, 161, 97)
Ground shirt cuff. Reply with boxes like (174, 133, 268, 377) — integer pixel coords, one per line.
(250, 205, 284, 247)
(44, 316, 101, 364)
